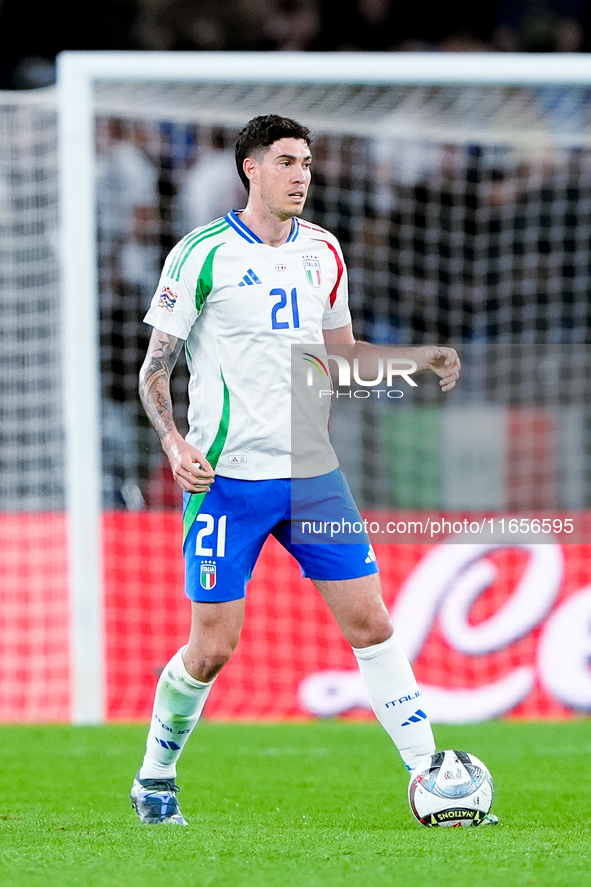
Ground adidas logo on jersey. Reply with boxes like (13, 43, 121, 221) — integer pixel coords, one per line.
(238, 268, 262, 286)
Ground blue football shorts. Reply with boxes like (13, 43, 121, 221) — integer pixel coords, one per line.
(183, 467, 379, 603)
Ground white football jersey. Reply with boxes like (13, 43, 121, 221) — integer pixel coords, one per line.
(144, 210, 351, 479)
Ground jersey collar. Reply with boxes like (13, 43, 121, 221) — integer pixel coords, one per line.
(226, 210, 300, 244)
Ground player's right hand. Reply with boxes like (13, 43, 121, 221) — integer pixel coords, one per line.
(163, 431, 215, 494)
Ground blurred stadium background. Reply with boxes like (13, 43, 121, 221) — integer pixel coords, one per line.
(2, 22, 591, 729)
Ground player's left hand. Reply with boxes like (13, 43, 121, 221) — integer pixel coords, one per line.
(424, 346, 461, 392)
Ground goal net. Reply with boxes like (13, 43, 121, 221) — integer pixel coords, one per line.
(0, 89, 70, 720)
(3, 52, 591, 724)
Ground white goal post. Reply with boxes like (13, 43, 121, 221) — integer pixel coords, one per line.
(56, 50, 591, 724)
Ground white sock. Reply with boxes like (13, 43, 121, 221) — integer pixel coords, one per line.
(352, 633, 435, 771)
(138, 646, 215, 781)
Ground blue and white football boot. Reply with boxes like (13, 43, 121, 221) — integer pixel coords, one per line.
(130, 773, 187, 825)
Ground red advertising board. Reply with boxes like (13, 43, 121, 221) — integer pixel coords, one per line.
(103, 512, 591, 723)
(1, 512, 591, 722)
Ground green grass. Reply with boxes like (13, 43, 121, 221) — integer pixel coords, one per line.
(1, 720, 590, 886)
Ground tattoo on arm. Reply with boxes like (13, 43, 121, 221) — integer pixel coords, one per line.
(139, 330, 184, 442)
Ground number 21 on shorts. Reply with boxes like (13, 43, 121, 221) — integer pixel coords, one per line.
(195, 514, 227, 556)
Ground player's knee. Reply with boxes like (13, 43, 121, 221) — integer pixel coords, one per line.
(351, 626, 393, 649)
(346, 611, 393, 649)
(184, 643, 237, 682)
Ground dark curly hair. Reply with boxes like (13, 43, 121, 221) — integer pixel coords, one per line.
(235, 114, 312, 192)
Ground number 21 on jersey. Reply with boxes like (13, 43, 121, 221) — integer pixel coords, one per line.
(270, 287, 300, 330)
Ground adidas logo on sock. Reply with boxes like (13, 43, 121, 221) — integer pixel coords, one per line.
(401, 709, 428, 726)
(238, 268, 262, 286)
(155, 737, 181, 750)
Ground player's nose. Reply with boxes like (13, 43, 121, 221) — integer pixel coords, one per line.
(292, 164, 308, 182)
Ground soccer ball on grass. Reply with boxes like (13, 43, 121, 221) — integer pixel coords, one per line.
(408, 749, 496, 828)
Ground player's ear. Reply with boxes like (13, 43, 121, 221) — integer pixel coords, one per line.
(243, 156, 258, 188)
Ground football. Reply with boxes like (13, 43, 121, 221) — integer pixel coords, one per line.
(408, 749, 496, 828)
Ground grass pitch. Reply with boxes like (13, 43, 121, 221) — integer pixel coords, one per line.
(1, 719, 590, 887)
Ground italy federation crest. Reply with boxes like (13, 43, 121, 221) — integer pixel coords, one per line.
(303, 256, 322, 287)
(200, 561, 217, 590)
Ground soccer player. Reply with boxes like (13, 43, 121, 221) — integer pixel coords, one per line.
(130, 114, 461, 825)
